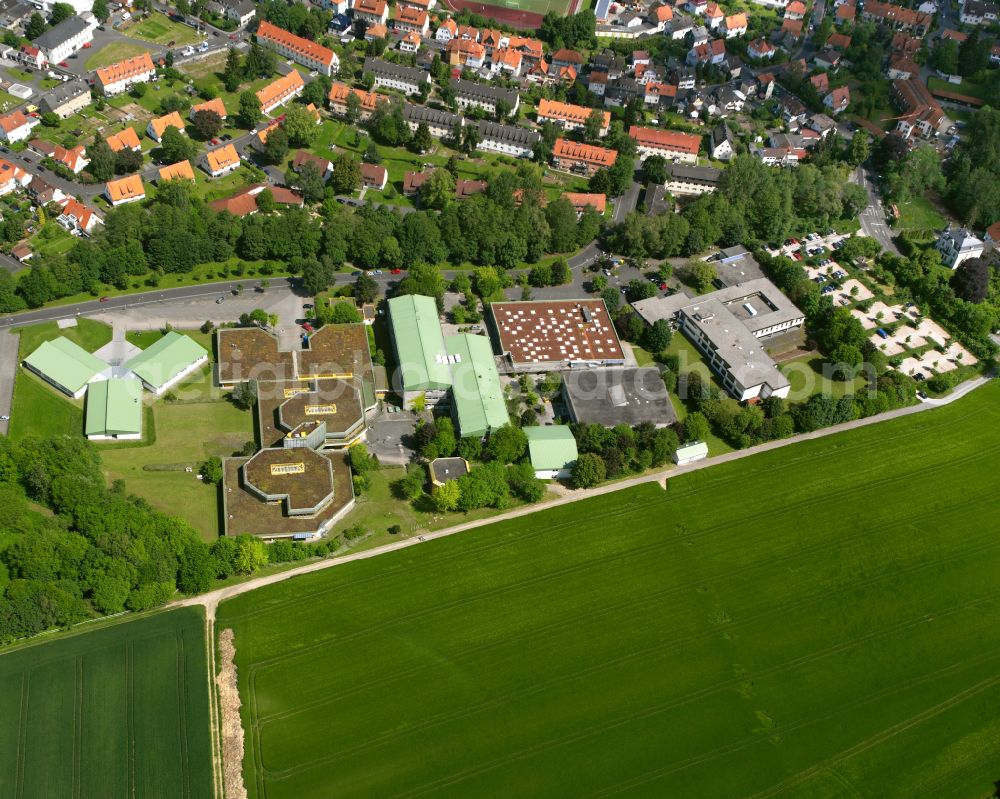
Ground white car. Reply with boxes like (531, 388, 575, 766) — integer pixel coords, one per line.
(120, 11, 130, 20)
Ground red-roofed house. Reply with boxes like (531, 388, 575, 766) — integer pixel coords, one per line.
(810, 72, 830, 93)
(785, 0, 807, 18)
(629, 125, 701, 163)
(827, 32, 852, 49)
(824, 86, 851, 114)
(723, 12, 748, 36)
(551, 139, 618, 177)
(836, 2, 856, 21)
(781, 17, 804, 37)
(748, 38, 777, 59)
(0, 159, 31, 195)
(687, 38, 726, 65)
(53, 144, 89, 174)
(562, 192, 607, 216)
(0, 110, 37, 143)
(360, 163, 388, 190)
(57, 198, 102, 236)
(209, 184, 304, 216)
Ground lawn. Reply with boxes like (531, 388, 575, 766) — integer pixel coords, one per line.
(219, 380, 1000, 799)
(779, 354, 868, 401)
(0, 607, 213, 799)
(29, 222, 77, 258)
(927, 75, 991, 103)
(85, 41, 152, 71)
(125, 12, 204, 46)
(895, 194, 947, 233)
(15, 318, 112, 359)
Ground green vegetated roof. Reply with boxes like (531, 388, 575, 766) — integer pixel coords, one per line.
(445, 333, 509, 438)
(525, 425, 579, 471)
(85, 378, 142, 436)
(24, 336, 107, 395)
(124, 331, 208, 390)
(387, 295, 452, 392)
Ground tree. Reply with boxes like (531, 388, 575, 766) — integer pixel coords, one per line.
(295, 161, 326, 203)
(190, 109, 223, 140)
(262, 126, 289, 165)
(641, 319, 672, 353)
(159, 126, 195, 163)
(255, 189, 276, 214)
(951, 257, 990, 303)
(282, 103, 316, 147)
(931, 38, 959, 75)
(418, 168, 455, 210)
(177, 542, 215, 593)
(958, 30, 989, 77)
(355, 271, 378, 302)
(223, 47, 243, 93)
(199, 456, 223, 484)
(431, 480, 461, 512)
(329, 153, 361, 194)
(92, 0, 109, 22)
(230, 380, 257, 410)
(243, 41, 277, 79)
(583, 109, 606, 143)
(684, 412, 710, 442)
(545, 198, 579, 252)
(411, 122, 433, 154)
(345, 91, 362, 123)
(486, 425, 527, 464)
(165, 49, 174, 68)
(681, 261, 717, 293)
(114, 147, 143, 175)
(572, 452, 606, 488)
(643, 155, 669, 185)
(26, 12, 46, 39)
(237, 91, 262, 129)
(233, 535, 268, 575)
(550, 257, 571, 285)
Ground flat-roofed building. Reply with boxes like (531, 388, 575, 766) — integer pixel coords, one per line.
(489, 299, 625, 371)
(23, 336, 107, 398)
(256, 378, 367, 448)
(124, 331, 209, 395)
(85, 377, 142, 440)
(563, 367, 676, 426)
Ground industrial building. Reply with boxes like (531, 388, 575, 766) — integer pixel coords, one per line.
(84, 377, 143, 440)
(445, 333, 509, 439)
(23, 336, 107, 398)
(562, 367, 676, 427)
(123, 331, 209, 395)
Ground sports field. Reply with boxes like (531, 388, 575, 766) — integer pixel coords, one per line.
(0, 608, 214, 798)
(442, 0, 577, 29)
(218, 381, 1000, 799)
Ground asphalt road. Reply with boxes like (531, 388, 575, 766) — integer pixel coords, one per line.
(852, 166, 901, 256)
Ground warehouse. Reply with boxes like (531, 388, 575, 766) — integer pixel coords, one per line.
(445, 333, 509, 438)
(387, 294, 452, 408)
(562, 367, 676, 427)
(84, 378, 143, 440)
(525, 426, 578, 479)
(23, 336, 107, 398)
(124, 331, 209, 395)
(489, 299, 625, 372)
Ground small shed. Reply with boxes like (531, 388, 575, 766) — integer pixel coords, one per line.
(673, 440, 708, 465)
(525, 426, 578, 480)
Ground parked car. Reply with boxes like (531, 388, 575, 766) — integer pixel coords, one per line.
(302, 322, 315, 333)
(99, 296, 110, 302)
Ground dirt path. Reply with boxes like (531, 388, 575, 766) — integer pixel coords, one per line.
(215, 629, 248, 799)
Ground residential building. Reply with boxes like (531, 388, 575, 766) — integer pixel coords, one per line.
(632, 279, 805, 400)
(455, 179, 487, 200)
(785, 0, 806, 17)
(57, 197, 101, 235)
(551, 48, 584, 69)
(536, 99, 610, 136)
(450, 79, 519, 115)
(147, 110, 186, 142)
(399, 31, 421, 52)
(95, 52, 156, 96)
(360, 162, 388, 189)
(888, 52, 919, 79)
(403, 170, 430, 195)
(0, 110, 36, 143)
(32, 14, 95, 64)
(327, 81, 385, 119)
(158, 160, 196, 183)
(445, 37, 485, 67)
(0, 158, 31, 195)
(490, 47, 523, 78)
(551, 138, 618, 177)
(353, 0, 388, 25)
(709, 121, 735, 160)
(362, 57, 429, 95)
(665, 162, 721, 196)
(364, 22, 388, 39)
(52, 144, 88, 174)
(38, 79, 90, 118)
(216, 0, 256, 27)
(891, 78, 951, 138)
(860, 0, 932, 33)
(836, 1, 856, 21)
(28, 176, 65, 205)
(203, 143, 241, 177)
(291, 149, 333, 179)
(257, 20, 339, 77)
(704, 1, 724, 27)
(402, 103, 462, 138)
(105, 174, 146, 206)
(190, 97, 227, 121)
(687, 38, 726, 66)
(525, 426, 578, 479)
(209, 184, 303, 216)
(19, 45, 46, 69)
(106, 126, 141, 152)
(723, 11, 747, 35)
(475, 120, 540, 158)
(823, 85, 851, 114)
(392, 4, 429, 35)
(563, 192, 607, 216)
(256, 70, 304, 113)
(629, 125, 701, 163)
(936, 228, 984, 269)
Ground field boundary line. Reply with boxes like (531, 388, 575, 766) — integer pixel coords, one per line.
(176, 630, 191, 799)
(73, 656, 83, 799)
(126, 641, 136, 799)
(176, 377, 994, 624)
(14, 672, 28, 799)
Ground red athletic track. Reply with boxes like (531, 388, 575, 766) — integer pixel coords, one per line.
(442, 0, 582, 30)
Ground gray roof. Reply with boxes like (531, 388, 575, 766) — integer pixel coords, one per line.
(475, 119, 540, 147)
(363, 57, 429, 86)
(666, 162, 722, 186)
(563, 367, 677, 427)
(39, 79, 90, 111)
(402, 103, 462, 129)
(33, 15, 92, 50)
(450, 78, 519, 107)
(709, 122, 734, 152)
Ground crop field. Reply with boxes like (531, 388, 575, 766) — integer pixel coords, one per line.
(218, 381, 1000, 799)
(0, 608, 214, 798)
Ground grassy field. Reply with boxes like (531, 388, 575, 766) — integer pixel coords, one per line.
(219, 380, 1000, 799)
(85, 41, 152, 71)
(0, 608, 213, 798)
(895, 195, 947, 232)
(927, 75, 991, 103)
(779, 354, 868, 400)
(125, 12, 203, 46)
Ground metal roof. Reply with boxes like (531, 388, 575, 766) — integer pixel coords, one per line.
(525, 426, 578, 471)
(444, 333, 508, 438)
(24, 337, 106, 395)
(387, 294, 451, 392)
(85, 377, 142, 436)
(124, 331, 208, 390)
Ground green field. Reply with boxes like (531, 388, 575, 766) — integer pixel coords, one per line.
(219, 381, 1000, 799)
(895, 195, 948, 233)
(0, 608, 214, 798)
(126, 12, 203, 46)
(85, 41, 152, 71)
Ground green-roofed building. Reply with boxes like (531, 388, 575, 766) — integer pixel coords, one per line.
(525, 425, 578, 480)
(85, 378, 143, 440)
(445, 333, 508, 438)
(387, 294, 452, 408)
(23, 337, 108, 399)
(124, 331, 209, 395)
